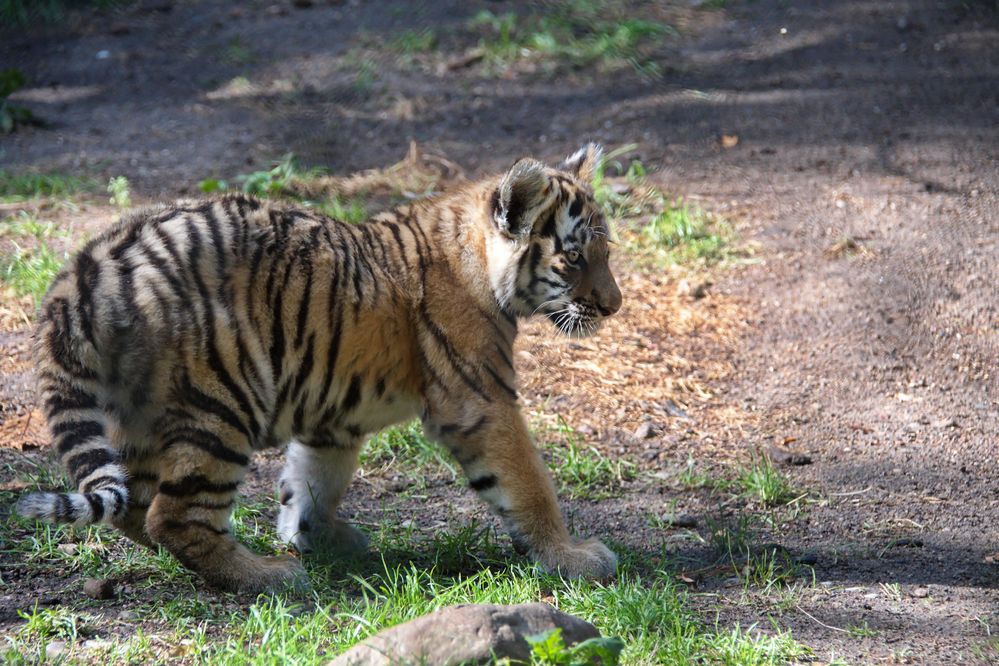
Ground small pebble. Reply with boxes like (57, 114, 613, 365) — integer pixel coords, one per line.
(662, 514, 698, 528)
(83, 578, 116, 600)
(633, 422, 656, 440)
(118, 610, 138, 621)
(45, 641, 67, 661)
(57, 543, 79, 556)
(911, 587, 930, 598)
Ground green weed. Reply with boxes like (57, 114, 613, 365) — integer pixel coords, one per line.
(527, 627, 625, 665)
(361, 420, 456, 480)
(471, 3, 672, 75)
(590, 146, 734, 269)
(391, 28, 437, 54)
(200, 156, 370, 224)
(107, 175, 132, 209)
(0, 240, 65, 306)
(0, 68, 34, 133)
(0, 169, 91, 202)
(736, 454, 801, 508)
(544, 417, 636, 500)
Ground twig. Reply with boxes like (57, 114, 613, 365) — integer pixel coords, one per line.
(794, 604, 851, 634)
(828, 486, 872, 497)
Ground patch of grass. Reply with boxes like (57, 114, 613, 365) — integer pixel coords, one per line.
(528, 627, 625, 665)
(361, 420, 456, 480)
(1, 491, 809, 665)
(0, 169, 92, 202)
(542, 417, 636, 500)
(676, 454, 733, 492)
(107, 175, 131, 209)
(390, 28, 437, 54)
(846, 622, 878, 639)
(736, 454, 801, 508)
(0, 239, 66, 306)
(200, 155, 369, 224)
(470, 2, 672, 75)
(591, 148, 733, 269)
(1, 68, 35, 133)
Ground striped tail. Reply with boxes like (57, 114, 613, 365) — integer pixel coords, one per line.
(16, 384, 129, 527)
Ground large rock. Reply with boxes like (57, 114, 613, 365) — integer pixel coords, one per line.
(328, 603, 600, 666)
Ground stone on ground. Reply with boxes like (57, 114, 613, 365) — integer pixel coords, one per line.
(327, 603, 599, 666)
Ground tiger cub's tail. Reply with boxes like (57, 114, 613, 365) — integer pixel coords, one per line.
(16, 390, 129, 527)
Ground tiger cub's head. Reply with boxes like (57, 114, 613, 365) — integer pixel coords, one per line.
(488, 144, 622, 337)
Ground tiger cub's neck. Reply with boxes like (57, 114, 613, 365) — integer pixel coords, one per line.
(363, 180, 512, 323)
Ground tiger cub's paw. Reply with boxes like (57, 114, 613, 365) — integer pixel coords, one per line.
(543, 538, 618, 580)
(225, 554, 311, 595)
(278, 507, 368, 557)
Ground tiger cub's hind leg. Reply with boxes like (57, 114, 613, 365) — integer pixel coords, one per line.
(146, 423, 308, 593)
(277, 440, 368, 556)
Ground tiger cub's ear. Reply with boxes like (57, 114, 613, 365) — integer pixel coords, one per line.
(491, 158, 550, 241)
(558, 143, 604, 182)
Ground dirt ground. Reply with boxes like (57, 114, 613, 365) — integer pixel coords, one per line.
(1, 0, 997, 663)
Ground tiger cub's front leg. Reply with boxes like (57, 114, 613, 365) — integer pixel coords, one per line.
(425, 404, 617, 579)
(276, 439, 368, 556)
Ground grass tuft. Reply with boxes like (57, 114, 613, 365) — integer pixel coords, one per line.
(0, 170, 91, 202)
(543, 417, 637, 500)
(736, 453, 801, 508)
(471, 2, 671, 76)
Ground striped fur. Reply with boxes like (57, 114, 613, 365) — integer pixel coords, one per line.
(16, 145, 622, 592)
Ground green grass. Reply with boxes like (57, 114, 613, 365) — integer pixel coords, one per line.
(1, 68, 34, 133)
(1, 210, 72, 308)
(0, 169, 92, 202)
(470, 2, 672, 76)
(390, 28, 437, 54)
(361, 420, 457, 481)
(735, 454, 801, 508)
(198, 155, 370, 225)
(106, 175, 131, 209)
(543, 417, 637, 500)
(0, 453, 809, 666)
(0, 239, 66, 307)
(590, 147, 733, 270)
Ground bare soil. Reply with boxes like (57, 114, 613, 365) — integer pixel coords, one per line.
(2, 0, 998, 663)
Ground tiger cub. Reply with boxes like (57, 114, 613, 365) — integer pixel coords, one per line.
(16, 145, 622, 592)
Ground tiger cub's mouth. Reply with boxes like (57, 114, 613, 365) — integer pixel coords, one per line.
(545, 301, 602, 338)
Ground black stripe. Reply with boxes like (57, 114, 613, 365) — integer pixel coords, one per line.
(293, 254, 314, 349)
(187, 226, 261, 440)
(494, 343, 514, 370)
(198, 202, 228, 276)
(80, 473, 124, 493)
(84, 492, 105, 522)
(159, 475, 239, 497)
(74, 251, 100, 348)
(44, 387, 98, 415)
(341, 374, 362, 412)
(461, 416, 488, 438)
(470, 475, 498, 492)
(540, 209, 557, 238)
(66, 447, 118, 484)
(484, 365, 518, 400)
(162, 518, 229, 535)
(188, 498, 235, 510)
(53, 420, 104, 455)
(180, 376, 252, 439)
(162, 427, 249, 466)
(418, 304, 490, 402)
(318, 270, 344, 407)
(56, 494, 74, 521)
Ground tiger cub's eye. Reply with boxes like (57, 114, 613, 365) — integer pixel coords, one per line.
(566, 250, 581, 264)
